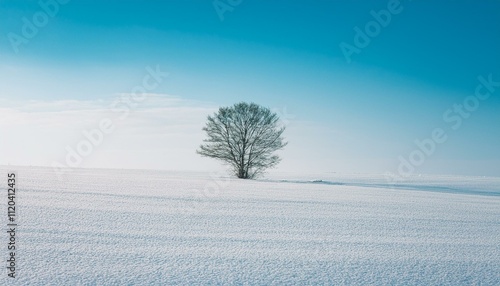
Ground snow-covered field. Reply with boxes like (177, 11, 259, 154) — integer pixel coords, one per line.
(1, 166, 499, 285)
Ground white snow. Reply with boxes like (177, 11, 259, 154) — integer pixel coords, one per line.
(1, 166, 499, 285)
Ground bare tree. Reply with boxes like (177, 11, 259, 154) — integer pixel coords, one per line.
(197, 102, 287, 179)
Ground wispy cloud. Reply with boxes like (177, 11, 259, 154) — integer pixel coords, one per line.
(0, 94, 219, 170)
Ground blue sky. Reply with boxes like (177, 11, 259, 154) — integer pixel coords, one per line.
(1, 0, 499, 177)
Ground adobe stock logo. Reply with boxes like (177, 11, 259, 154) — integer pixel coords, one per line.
(385, 74, 500, 184)
(7, 0, 70, 54)
(339, 0, 408, 63)
(213, 0, 243, 21)
(51, 65, 169, 180)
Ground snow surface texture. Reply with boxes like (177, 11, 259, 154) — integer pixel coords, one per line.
(1, 166, 499, 285)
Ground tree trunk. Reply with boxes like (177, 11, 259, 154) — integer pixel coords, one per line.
(238, 166, 246, 178)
